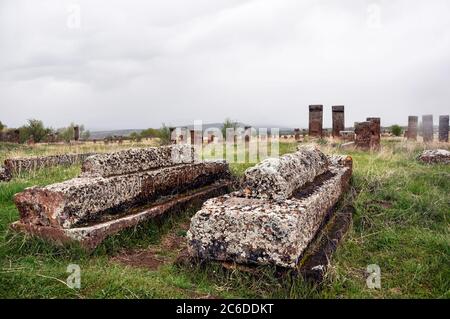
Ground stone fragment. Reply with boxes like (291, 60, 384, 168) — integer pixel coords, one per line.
(309, 105, 323, 138)
(332, 106, 345, 138)
(408, 116, 418, 141)
(422, 115, 434, 143)
(0, 166, 12, 182)
(241, 146, 329, 200)
(187, 155, 352, 268)
(439, 115, 449, 142)
(15, 161, 229, 229)
(418, 149, 450, 164)
(81, 145, 196, 177)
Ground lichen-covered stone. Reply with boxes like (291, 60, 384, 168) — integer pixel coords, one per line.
(11, 182, 230, 249)
(15, 161, 229, 229)
(418, 149, 450, 164)
(187, 155, 352, 268)
(241, 145, 329, 200)
(81, 145, 196, 177)
(0, 166, 12, 182)
(4, 153, 96, 175)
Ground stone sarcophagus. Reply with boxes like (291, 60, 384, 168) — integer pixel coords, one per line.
(187, 146, 352, 269)
(12, 145, 231, 248)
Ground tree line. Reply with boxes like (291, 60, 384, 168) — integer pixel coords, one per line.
(0, 119, 90, 143)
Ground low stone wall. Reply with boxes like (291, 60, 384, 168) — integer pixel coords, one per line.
(187, 150, 353, 269)
(241, 145, 329, 200)
(4, 153, 96, 176)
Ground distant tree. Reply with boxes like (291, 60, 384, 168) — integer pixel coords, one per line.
(19, 119, 50, 143)
(81, 130, 91, 140)
(57, 123, 87, 142)
(140, 128, 160, 139)
(158, 123, 171, 145)
(391, 124, 403, 137)
(0, 121, 5, 131)
(222, 118, 238, 138)
(129, 132, 142, 142)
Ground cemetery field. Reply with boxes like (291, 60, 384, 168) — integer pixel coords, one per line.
(0, 141, 448, 299)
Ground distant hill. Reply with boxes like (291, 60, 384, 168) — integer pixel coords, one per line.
(89, 123, 297, 140)
(89, 129, 143, 140)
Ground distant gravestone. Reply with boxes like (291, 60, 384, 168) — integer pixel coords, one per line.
(367, 117, 381, 150)
(74, 126, 80, 141)
(422, 115, 434, 143)
(439, 115, 449, 142)
(332, 106, 345, 138)
(309, 105, 323, 138)
(407, 116, 418, 141)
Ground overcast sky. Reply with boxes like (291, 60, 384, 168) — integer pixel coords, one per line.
(1, 0, 449, 131)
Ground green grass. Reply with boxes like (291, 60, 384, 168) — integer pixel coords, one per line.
(0, 141, 448, 298)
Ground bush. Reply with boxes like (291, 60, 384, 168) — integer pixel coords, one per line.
(19, 119, 51, 143)
(158, 124, 171, 145)
(391, 125, 403, 137)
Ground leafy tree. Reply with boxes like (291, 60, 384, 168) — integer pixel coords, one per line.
(0, 121, 5, 131)
(222, 118, 238, 138)
(57, 123, 87, 142)
(158, 123, 171, 145)
(129, 132, 142, 142)
(81, 130, 91, 140)
(19, 119, 50, 143)
(391, 124, 403, 137)
(140, 128, 160, 139)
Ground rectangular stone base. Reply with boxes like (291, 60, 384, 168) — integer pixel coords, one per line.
(187, 156, 352, 268)
(11, 181, 230, 249)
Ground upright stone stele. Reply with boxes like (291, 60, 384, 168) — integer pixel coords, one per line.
(309, 105, 323, 138)
(422, 115, 434, 143)
(407, 116, 418, 141)
(73, 126, 80, 141)
(439, 115, 449, 142)
(354, 122, 372, 151)
(332, 106, 345, 138)
(366, 117, 381, 150)
(294, 129, 301, 141)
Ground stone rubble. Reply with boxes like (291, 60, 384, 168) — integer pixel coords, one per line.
(0, 166, 12, 182)
(418, 149, 450, 164)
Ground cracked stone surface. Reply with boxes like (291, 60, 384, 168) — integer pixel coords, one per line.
(418, 149, 450, 164)
(15, 161, 229, 229)
(187, 152, 353, 268)
(240, 145, 329, 200)
(81, 145, 196, 177)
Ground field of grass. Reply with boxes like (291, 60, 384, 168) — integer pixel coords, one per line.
(0, 140, 449, 298)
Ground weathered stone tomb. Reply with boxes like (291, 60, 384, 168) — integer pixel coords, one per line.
(12, 145, 231, 248)
(187, 146, 352, 268)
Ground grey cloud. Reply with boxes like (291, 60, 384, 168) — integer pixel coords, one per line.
(0, 0, 449, 130)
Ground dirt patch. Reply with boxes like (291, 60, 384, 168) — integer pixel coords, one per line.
(111, 222, 190, 270)
(111, 249, 167, 270)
